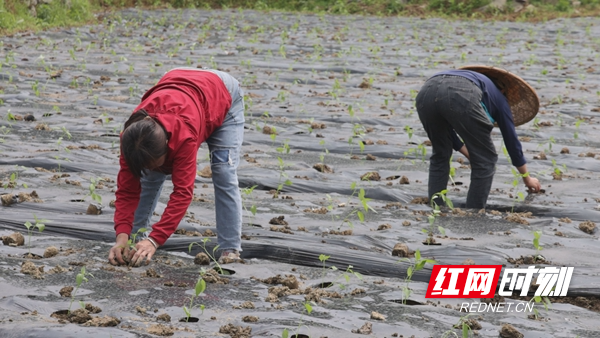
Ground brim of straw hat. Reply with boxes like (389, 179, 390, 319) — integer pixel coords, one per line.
(458, 65, 539, 126)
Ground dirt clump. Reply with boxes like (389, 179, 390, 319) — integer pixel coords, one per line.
(145, 268, 162, 278)
(505, 212, 532, 225)
(392, 243, 410, 257)
(360, 171, 380, 181)
(86, 203, 102, 215)
(366, 154, 377, 161)
(352, 322, 373, 334)
(83, 315, 120, 327)
(262, 125, 276, 135)
(351, 288, 366, 295)
(234, 301, 255, 309)
(48, 265, 68, 274)
(399, 175, 410, 184)
(1, 194, 18, 206)
(560, 147, 570, 154)
(269, 215, 288, 225)
(579, 221, 596, 234)
(313, 163, 333, 173)
(202, 269, 230, 284)
(44, 246, 59, 258)
(65, 308, 92, 324)
(203, 229, 216, 237)
(410, 197, 429, 204)
(2, 232, 25, 246)
(135, 306, 147, 315)
(242, 315, 258, 322)
(157, 313, 171, 322)
(198, 165, 212, 178)
(377, 223, 391, 230)
(270, 225, 293, 234)
(148, 324, 175, 336)
(358, 78, 372, 88)
(507, 255, 550, 265)
(499, 323, 524, 338)
(17, 190, 42, 203)
(219, 323, 252, 338)
(303, 207, 328, 214)
(59, 286, 73, 297)
(85, 303, 102, 313)
(455, 318, 482, 330)
(370, 311, 385, 321)
(194, 252, 210, 265)
(258, 274, 300, 289)
(21, 261, 44, 279)
(329, 229, 353, 235)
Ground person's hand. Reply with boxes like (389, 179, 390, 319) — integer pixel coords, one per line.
(523, 175, 541, 193)
(108, 233, 130, 266)
(128, 238, 157, 267)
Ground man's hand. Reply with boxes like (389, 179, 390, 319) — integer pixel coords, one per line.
(108, 233, 130, 265)
(129, 238, 157, 267)
(523, 175, 541, 193)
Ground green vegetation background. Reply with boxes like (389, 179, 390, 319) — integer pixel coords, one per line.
(1, 0, 600, 35)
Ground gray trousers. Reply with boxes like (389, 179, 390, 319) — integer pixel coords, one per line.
(416, 75, 498, 209)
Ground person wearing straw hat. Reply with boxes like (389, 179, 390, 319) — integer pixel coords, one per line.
(415, 66, 541, 209)
(108, 68, 245, 267)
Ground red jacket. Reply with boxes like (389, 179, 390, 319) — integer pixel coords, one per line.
(114, 69, 232, 245)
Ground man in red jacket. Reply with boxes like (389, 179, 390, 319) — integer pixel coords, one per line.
(108, 68, 245, 266)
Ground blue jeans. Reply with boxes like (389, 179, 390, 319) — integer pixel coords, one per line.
(132, 70, 245, 252)
(416, 75, 497, 209)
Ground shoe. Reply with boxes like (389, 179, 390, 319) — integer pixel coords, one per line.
(218, 249, 241, 264)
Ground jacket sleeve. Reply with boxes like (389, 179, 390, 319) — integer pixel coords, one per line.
(114, 155, 141, 237)
(149, 139, 198, 245)
(496, 102, 526, 167)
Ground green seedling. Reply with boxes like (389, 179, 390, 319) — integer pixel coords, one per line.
(127, 227, 148, 252)
(399, 249, 436, 304)
(88, 177, 102, 203)
(23, 214, 48, 256)
(68, 266, 93, 314)
(3, 171, 28, 190)
(532, 230, 544, 262)
(274, 157, 292, 198)
(328, 264, 363, 290)
(527, 294, 552, 320)
(574, 118, 584, 139)
(285, 300, 313, 338)
(182, 274, 206, 322)
(424, 190, 453, 244)
(189, 238, 225, 275)
(241, 185, 258, 225)
(510, 169, 530, 212)
(339, 184, 376, 229)
(319, 254, 330, 287)
(442, 313, 475, 338)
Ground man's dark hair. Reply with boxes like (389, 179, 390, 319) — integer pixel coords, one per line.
(121, 109, 168, 178)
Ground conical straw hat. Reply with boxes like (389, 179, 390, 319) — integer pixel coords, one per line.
(459, 65, 539, 126)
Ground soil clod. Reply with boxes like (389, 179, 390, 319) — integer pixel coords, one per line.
(579, 221, 596, 234)
(352, 322, 373, 334)
(44, 246, 59, 258)
(194, 252, 210, 265)
(2, 232, 25, 246)
(499, 323, 524, 338)
(219, 323, 252, 338)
